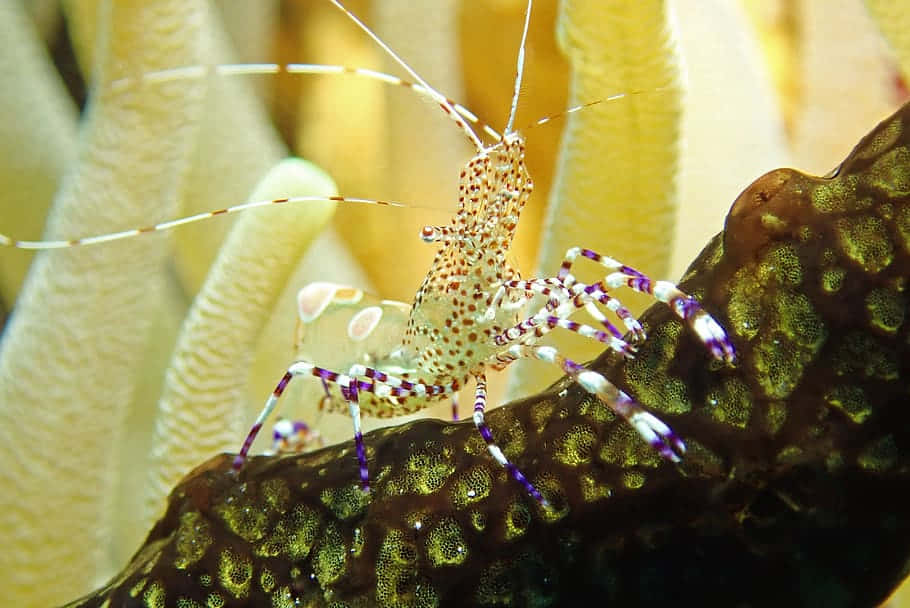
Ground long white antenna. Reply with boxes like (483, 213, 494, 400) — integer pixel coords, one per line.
(104, 62, 503, 141)
(505, 0, 534, 135)
(328, 0, 484, 151)
(0, 195, 405, 249)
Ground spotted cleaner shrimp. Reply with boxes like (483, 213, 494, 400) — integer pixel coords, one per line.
(224, 0, 737, 504)
(0, 0, 735, 507)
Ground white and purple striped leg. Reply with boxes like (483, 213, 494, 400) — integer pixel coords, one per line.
(493, 311, 636, 358)
(232, 360, 451, 477)
(503, 278, 645, 341)
(340, 382, 370, 492)
(471, 373, 548, 506)
(233, 366, 299, 472)
(497, 344, 685, 462)
(581, 281, 647, 341)
(557, 247, 736, 363)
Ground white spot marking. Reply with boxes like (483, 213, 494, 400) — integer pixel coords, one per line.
(348, 306, 383, 341)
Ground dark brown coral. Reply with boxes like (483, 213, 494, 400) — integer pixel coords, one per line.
(65, 103, 910, 608)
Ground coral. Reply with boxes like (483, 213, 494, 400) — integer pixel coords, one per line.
(63, 100, 910, 608)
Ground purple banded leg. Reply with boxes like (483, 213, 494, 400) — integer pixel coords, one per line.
(341, 383, 370, 493)
(556, 247, 639, 284)
(471, 373, 549, 507)
(583, 282, 646, 340)
(606, 274, 735, 363)
(502, 278, 567, 302)
(493, 311, 635, 358)
(506, 344, 686, 462)
(502, 278, 644, 343)
(233, 359, 443, 473)
(558, 247, 736, 364)
(234, 361, 337, 471)
(233, 369, 295, 471)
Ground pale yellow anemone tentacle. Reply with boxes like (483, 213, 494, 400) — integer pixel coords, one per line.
(508, 0, 683, 397)
(0, 2, 77, 305)
(55, 0, 369, 574)
(864, 1, 910, 90)
(0, 1, 208, 605)
(101, 0, 301, 572)
(670, 0, 790, 280)
(791, 0, 898, 174)
(62, 1, 292, 297)
(144, 158, 337, 526)
(362, 0, 473, 302)
(111, 269, 188, 570)
(171, 1, 288, 296)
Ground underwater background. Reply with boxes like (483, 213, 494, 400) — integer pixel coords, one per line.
(0, 0, 908, 605)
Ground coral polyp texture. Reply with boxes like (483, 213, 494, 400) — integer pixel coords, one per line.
(64, 103, 910, 607)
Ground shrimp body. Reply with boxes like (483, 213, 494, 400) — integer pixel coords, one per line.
(406, 133, 531, 376)
(295, 133, 531, 419)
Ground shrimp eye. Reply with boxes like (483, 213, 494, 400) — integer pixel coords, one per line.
(421, 226, 439, 242)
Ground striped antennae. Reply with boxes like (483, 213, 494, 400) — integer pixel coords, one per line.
(523, 87, 673, 133)
(505, 0, 534, 135)
(105, 62, 503, 142)
(0, 195, 404, 250)
(0, 1, 661, 253)
(327, 0, 484, 152)
(1, 1, 510, 254)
